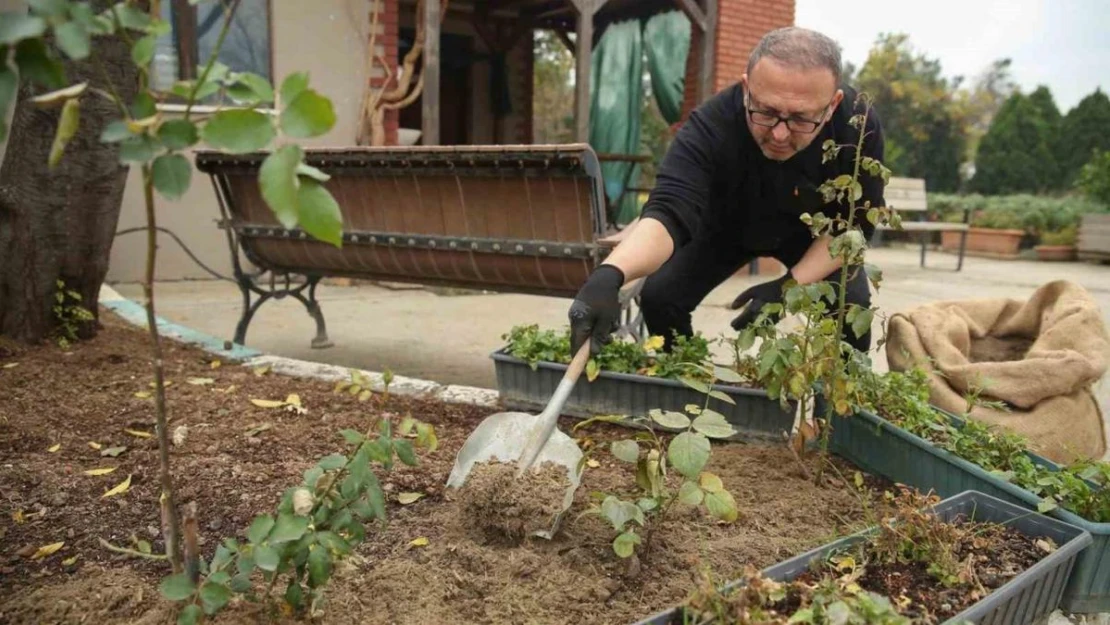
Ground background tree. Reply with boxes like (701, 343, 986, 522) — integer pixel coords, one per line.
(852, 33, 966, 192)
(1057, 88, 1110, 185)
(1026, 85, 1063, 188)
(0, 0, 142, 344)
(532, 29, 574, 144)
(954, 58, 1018, 166)
(970, 92, 1057, 194)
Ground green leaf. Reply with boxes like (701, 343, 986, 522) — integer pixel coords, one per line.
(851, 307, 874, 340)
(247, 515, 274, 544)
(610, 439, 640, 463)
(270, 514, 308, 544)
(307, 545, 331, 587)
(235, 552, 255, 576)
(692, 410, 736, 439)
(394, 439, 417, 466)
(177, 604, 203, 625)
(787, 608, 815, 624)
(667, 432, 710, 480)
(713, 365, 745, 383)
(707, 389, 736, 405)
(118, 135, 158, 163)
(612, 530, 641, 558)
(131, 92, 156, 118)
(233, 71, 274, 103)
(104, 3, 153, 31)
(366, 473, 386, 520)
(317, 453, 347, 470)
(0, 13, 47, 45)
(258, 144, 302, 229)
(296, 178, 343, 247)
(229, 572, 252, 593)
(636, 497, 658, 512)
(1038, 498, 1059, 513)
(678, 480, 704, 505)
(199, 581, 231, 615)
(200, 109, 275, 154)
(157, 119, 199, 150)
(279, 71, 309, 106)
(131, 33, 156, 67)
(649, 409, 691, 430)
(0, 66, 16, 142)
(680, 376, 710, 394)
(600, 496, 644, 532)
(15, 38, 66, 89)
(100, 120, 133, 143)
(253, 544, 279, 571)
(699, 471, 724, 493)
(284, 579, 304, 609)
(735, 328, 756, 351)
(280, 88, 336, 138)
(152, 154, 192, 200)
(210, 545, 234, 571)
(296, 162, 330, 182)
(316, 531, 351, 556)
(54, 21, 90, 60)
(338, 429, 365, 445)
(159, 573, 196, 601)
(28, 0, 68, 17)
(827, 600, 851, 625)
(48, 98, 80, 168)
(416, 421, 439, 452)
(705, 489, 738, 522)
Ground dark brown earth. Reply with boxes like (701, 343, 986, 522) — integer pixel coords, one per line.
(0, 309, 881, 625)
(457, 460, 571, 544)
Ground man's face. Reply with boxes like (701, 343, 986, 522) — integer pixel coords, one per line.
(741, 57, 843, 161)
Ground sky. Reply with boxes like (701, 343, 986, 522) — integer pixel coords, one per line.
(794, 0, 1109, 113)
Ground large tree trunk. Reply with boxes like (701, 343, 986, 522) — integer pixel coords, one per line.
(0, 1, 141, 344)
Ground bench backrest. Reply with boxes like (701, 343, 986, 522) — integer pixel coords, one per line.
(885, 177, 928, 213)
(195, 144, 608, 297)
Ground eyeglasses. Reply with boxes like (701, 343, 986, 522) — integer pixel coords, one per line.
(744, 89, 833, 134)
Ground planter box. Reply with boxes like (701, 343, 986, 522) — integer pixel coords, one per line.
(942, 227, 1024, 258)
(1078, 213, 1110, 262)
(490, 349, 795, 442)
(828, 407, 1110, 613)
(1035, 244, 1078, 262)
(634, 491, 1093, 625)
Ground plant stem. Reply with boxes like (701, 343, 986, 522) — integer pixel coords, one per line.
(99, 537, 170, 561)
(91, 54, 130, 118)
(185, 0, 242, 122)
(141, 164, 182, 572)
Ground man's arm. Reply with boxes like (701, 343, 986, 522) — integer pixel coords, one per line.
(789, 234, 840, 284)
(599, 217, 674, 283)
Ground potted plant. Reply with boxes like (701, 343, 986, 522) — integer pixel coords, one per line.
(1035, 225, 1079, 261)
(491, 324, 796, 442)
(941, 207, 1026, 258)
(634, 489, 1093, 625)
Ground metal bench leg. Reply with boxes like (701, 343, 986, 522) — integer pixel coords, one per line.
(287, 276, 333, 349)
(232, 272, 333, 349)
(920, 233, 927, 268)
(957, 230, 968, 272)
(615, 277, 646, 342)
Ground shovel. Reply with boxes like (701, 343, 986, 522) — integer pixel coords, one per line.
(445, 341, 591, 539)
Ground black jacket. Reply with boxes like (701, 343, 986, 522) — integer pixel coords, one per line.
(640, 82, 885, 254)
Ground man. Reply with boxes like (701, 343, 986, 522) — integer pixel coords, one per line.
(568, 26, 885, 357)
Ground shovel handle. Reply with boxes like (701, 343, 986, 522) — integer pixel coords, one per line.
(516, 341, 591, 474)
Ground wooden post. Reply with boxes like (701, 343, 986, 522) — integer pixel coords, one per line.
(422, 0, 441, 145)
(572, 0, 599, 143)
(698, 0, 717, 102)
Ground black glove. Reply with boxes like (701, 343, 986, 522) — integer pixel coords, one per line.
(728, 270, 793, 332)
(569, 264, 625, 356)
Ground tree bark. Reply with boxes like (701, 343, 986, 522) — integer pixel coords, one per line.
(0, 2, 141, 344)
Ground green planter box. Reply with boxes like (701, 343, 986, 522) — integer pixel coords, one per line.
(828, 406, 1110, 613)
(634, 490, 1093, 625)
(490, 348, 795, 442)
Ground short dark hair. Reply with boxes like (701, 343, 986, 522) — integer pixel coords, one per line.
(746, 27, 842, 85)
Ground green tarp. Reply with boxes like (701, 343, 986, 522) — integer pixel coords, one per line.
(588, 11, 690, 226)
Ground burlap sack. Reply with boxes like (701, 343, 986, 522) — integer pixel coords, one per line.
(885, 280, 1110, 464)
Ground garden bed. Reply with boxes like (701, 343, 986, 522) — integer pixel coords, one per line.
(0, 311, 880, 624)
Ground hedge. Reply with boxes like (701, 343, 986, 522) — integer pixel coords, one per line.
(926, 193, 1109, 233)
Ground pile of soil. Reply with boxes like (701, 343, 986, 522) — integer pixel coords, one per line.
(457, 460, 570, 543)
(0, 309, 880, 625)
(969, 335, 1035, 363)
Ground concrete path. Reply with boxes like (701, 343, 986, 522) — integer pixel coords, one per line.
(110, 245, 1110, 390)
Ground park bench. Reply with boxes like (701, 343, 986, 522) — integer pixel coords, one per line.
(194, 144, 644, 349)
(875, 176, 969, 271)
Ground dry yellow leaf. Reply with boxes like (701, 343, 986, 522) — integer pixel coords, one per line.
(31, 541, 64, 559)
(102, 474, 132, 498)
(47, 443, 61, 453)
(2, 362, 18, 369)
(12, 509, 24, 524)
(62, 555, 79, 566)
(250, 398, 286, 408)
(149, 380, 173, 388)
(285, 394, 302, 407)
(87, 441, 102, 450)
(186, 377, 215, 386)
(253, 365, 271, 376)
(84, 467, 117, 476)
(397, 492, 424, 505)
(133, 391, 151, 399)
(210, 360, 222, 369)
(586, 459, 601, 468)
(408, 537, 429, 548)
(218, 385, 237, 394)
(125, 429, 152, 438)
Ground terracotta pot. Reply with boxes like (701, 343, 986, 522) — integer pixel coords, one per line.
(1034, 244, 1077, 262)
(942, 228, 1024, 258)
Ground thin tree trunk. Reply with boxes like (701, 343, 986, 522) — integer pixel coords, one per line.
(0, 1, 141, 344)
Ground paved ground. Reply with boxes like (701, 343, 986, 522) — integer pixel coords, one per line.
(111, 245, 1110, 389)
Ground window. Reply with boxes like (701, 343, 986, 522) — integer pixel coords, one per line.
(152, 0, 273, 98)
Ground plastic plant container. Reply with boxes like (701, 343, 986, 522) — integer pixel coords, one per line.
(489, 348, 795, 442)
(633, 490, 1093, 625)
(827, 406, 1110, 613)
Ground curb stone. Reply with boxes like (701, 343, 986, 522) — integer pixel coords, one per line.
(97, 283, 502, 409)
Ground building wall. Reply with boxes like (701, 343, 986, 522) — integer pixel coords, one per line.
(681, 0, 795, 120)
(107, 0, 373, 283)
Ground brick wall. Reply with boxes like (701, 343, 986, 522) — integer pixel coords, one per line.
(370, 0, 399, 145)
(680, 0, 795, 121)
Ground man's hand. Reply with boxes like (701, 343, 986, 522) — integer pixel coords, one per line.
(569, 264, 625, 356)
(728, 271, 793, 331)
